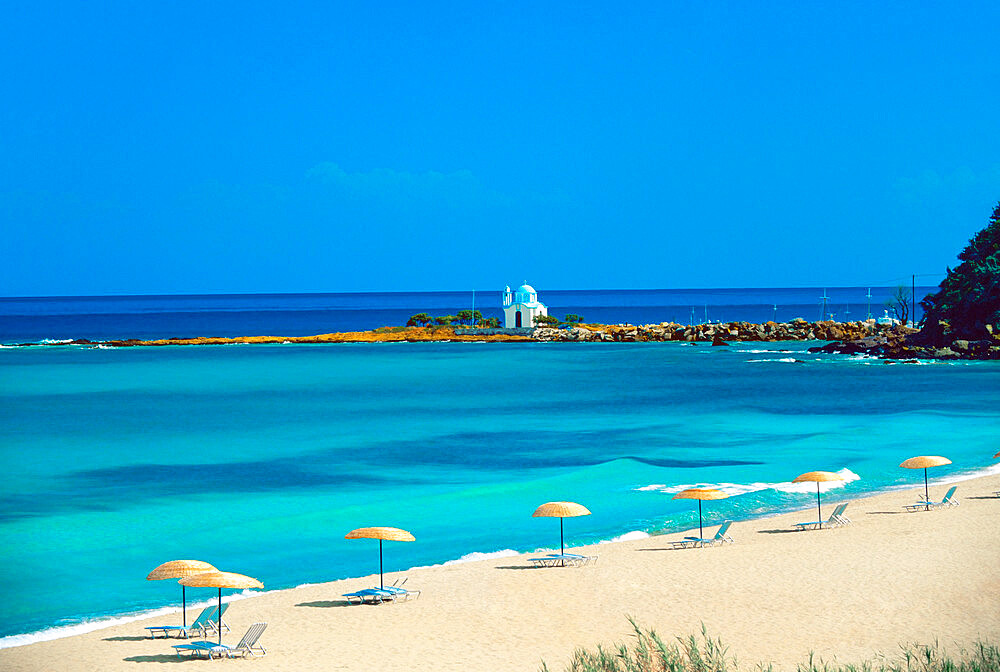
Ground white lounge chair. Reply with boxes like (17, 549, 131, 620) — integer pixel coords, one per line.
(904, 486, 959, 512)
(172, 622, 267, 659)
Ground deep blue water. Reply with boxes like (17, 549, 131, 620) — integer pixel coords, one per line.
(0, 287, 933, 343)
(1, 288, 994, 647)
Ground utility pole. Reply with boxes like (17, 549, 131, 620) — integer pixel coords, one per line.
(911, 274, 916, 327)
(690, 307, 696, 325)
(866, 288, 872, 320)
(704, 305, 708, 324)
(820, 288, 829, 321)
(471, 289, 475, 327)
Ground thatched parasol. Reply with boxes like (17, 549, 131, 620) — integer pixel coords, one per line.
(672, 488, 729, 540)
(179, 571, 263, 644)
(533, 501, 591, 566)
(345, 527, 415, 589)
(900, 455, 952, 511)
(792, 471, 844, 529)
(146, 560, 217, 628)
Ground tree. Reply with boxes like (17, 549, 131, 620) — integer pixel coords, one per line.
(564, 314, 583, 324)
(456, 309, 474, 325)
(434, 315, 457, 325)
(533, 314, 559, 327)
(919, 201, 1000, 343)
(407, 313, 432, 327)
(480, 316, 501, 328)
(886, 285, 910, 326)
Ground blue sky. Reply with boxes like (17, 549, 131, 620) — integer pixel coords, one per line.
(2, 2, 998, 296)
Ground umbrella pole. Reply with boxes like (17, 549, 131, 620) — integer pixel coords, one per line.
(218, 588, 222, 646)
(182, 586, 186, 628)
(379, 539, 384, 589)
(560, 518, 565, 567)
(816, 482, 823, 530)
(698, 500, 704, 542)
(925, 467, 930, 512)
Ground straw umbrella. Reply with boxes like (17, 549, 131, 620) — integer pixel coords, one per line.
(792, 471, 845, 529)
(345, 527, 415, 589)
(900, 455, 952, 511)
(146, 560, 217, 628)
(532, 501, 591, 566)
(672, 488, 729, 541)
(179, 571, 263, 645)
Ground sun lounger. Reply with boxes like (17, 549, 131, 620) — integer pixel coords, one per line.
(904, 485, 959, 511)
(670, 521, 735, 549)
(172, 623, 267, 659)
(202, 602, 230, 635)
(342, 588, 394, 604)
(376, 578, 421, 601)
(528, 553, 597, 567)
(145, 605, 216, 639)
(794, 504, 848, 531)
(832, 503, 852, 526)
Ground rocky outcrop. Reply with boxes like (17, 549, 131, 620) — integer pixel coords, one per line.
(807, 326, 1000, 360)
(532, 320, 888, 343)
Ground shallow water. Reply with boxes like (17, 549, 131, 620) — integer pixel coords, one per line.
(0, 340, 997, 643)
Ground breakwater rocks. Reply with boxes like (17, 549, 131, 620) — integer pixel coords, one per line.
(809, 324, 1000, 361)
(532, 319, 886, 343)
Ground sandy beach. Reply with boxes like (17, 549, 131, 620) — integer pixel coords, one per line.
(2, 473, 997, 672)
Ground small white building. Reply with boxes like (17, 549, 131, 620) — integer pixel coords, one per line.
(503, 282, 548, 328)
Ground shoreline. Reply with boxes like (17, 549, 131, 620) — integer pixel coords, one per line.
(5, 319, 896, 348)
(3, 467, 997, 668)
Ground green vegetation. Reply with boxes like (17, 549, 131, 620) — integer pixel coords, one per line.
(540, 620, 999, 672)
(919, 201, 1000, 343)
(409, 311, 495, 327)
(534, 314, 560, 326)
(406, 313, 432, 327)
(565, 314, 584, 323)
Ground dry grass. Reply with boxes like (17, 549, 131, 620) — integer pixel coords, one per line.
(541, 621, 1000, 672)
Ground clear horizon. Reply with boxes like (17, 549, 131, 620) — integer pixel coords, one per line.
(0, 283, 944, 301)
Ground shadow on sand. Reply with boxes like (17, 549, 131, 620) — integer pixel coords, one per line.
(295, 600, 355, 608)
(104, 635, 151, 642)
(494, 565, 541, 571)
(756, 528, 801, 534)
(124, 654, 186, 663)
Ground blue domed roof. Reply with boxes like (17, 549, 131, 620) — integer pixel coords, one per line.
(517, 284, 536, 295)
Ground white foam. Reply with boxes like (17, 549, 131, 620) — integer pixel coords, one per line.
(38, 339, 74, 345)
(599, 530, 649, 544)
(734, 349, 796, 354)
(636, 468, 862, 497)
(746, 357, 802, 363)
(441, 549, 520, 566)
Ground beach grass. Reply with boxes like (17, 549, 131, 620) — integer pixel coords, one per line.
(542, 620, 1000, 672)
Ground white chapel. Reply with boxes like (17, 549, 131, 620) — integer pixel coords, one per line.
(502, 282, 548, 328)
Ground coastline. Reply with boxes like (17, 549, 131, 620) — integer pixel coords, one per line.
(2, 470, 997, 671)
(8, 320, 892, 348)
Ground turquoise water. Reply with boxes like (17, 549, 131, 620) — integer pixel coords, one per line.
(1, 341, 998, 643)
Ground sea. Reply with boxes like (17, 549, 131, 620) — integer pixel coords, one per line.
(1, 287, 998, 647)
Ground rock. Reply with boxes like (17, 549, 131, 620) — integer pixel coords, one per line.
(711, 336, 729, 346)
